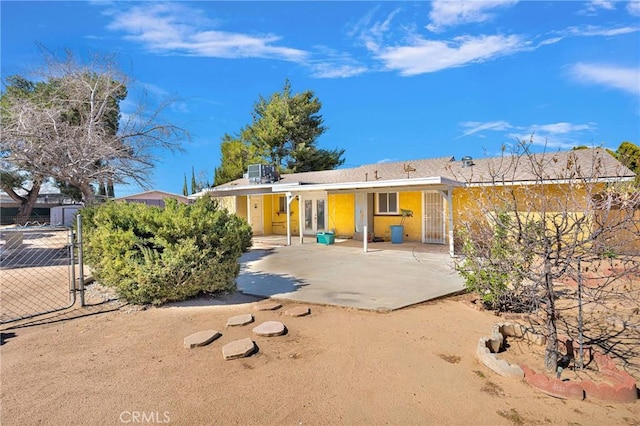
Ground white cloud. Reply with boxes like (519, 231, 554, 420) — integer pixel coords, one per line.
(569, 63, 640, 96)
(310, 63, 368, 79)
(459, 121, 512, 138)
(427, 0, 518, 32)
(589, 0, 616, 10)
(308, 46, 368, 79)
(459, 120, 597, 149)
(353, 7, 403, 52)
(628, 0, 640, 16)
(531, 122, 597, 134)
(509, 122, 598, 149)
(105, 3, 308, 62)
(581, 0, 616, 15)
(565, 25, 639, 37)
(376, 34, 526, 76)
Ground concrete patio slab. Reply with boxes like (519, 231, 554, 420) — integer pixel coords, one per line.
(237, 239, 465, 311)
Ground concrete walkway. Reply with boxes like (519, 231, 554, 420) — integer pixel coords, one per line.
(236, 238, 465, 311)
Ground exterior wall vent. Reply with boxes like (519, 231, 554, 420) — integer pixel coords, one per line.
(461, 156, 474, 168)
(247, 164, 277, 184)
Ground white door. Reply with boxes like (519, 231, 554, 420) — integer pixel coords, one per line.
(303, 196, 327, 235)
(355, 193, 367, 233)
(423, 191, 446, 244)
(249, 195, 263, 235)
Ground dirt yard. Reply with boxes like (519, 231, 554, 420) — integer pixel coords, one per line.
(1, 291, 639, 425)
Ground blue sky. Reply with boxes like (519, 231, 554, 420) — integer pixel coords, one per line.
(2, 1, 639, 196)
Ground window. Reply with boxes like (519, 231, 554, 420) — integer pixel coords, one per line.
(376, 192, 399, 214)
(278, 196, 286, 213)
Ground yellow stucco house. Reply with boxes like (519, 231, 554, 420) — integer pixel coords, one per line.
(193, 148, 636, 256)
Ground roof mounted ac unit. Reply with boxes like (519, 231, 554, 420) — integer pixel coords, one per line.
(247, 164, 277, 184)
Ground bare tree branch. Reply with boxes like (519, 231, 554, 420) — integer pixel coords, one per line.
(1, 50, 188, 204)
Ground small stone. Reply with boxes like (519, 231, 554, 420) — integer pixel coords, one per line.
(222, 338, 256, 360)
(501, 323, 516, 337)
(252, 321, 286, 337)
(285, 306, 310, 317)
(530, 333, 546, 346)
(254, 301, 282, 311)
(487, 333, 503, 353)
(513, 324, 525, 337)
(183, 330, 221, 349)
(226, 313, 254, 327)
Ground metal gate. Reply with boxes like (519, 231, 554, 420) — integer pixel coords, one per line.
(0, 223, 84, 324)
(423, 191, 446, 244)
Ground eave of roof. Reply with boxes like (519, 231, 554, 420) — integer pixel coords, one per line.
(272, 176, 461, 193)
(196, 148, 636, 198)
(197, 176, 461, 197)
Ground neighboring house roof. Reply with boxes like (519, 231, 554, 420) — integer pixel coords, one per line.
(115, 190, 191, 203)
(0, 191, 78, 207)
(196, 148, 635, 197)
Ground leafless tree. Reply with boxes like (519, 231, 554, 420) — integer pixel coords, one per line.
(1, 50, 187, 204)
(453, 141, 639, 372)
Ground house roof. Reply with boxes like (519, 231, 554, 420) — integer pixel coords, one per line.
(196, 148, 635, 197)
(116, 190, 191, 202)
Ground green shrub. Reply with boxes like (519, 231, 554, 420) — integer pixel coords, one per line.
(456, 211, 531, 312)
(81, 196, 252, 305)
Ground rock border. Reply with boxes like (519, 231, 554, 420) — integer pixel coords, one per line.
(476, 322, 532, 379)
(522, 352, 638, 403)
(476, 322, 638, 403)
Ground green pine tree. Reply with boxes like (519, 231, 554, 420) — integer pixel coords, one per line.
(182, 174, 188, 196)
(190, 167, 197, 194)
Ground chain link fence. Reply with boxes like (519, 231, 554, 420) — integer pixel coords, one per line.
(0, 225, 83, 324)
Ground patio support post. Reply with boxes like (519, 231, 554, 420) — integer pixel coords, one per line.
(447, 188, 454, 257)
(363, 225, 368, 253)
(286, 192, 294, 246)
(298, 195, 304, 244)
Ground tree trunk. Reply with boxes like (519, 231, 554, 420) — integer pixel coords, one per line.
(544, 261, 559, 372)
(79, 182, 96, 205)
(13, 178, 43, 225)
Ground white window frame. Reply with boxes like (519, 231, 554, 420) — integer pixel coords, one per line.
(376, 192, 399, 215)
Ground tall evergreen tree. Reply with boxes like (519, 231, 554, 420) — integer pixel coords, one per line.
(190, 166, 197, 194)
(214, 80, 345, 185)
(182, 174, 188, 196)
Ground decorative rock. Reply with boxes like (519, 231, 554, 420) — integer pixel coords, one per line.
(252, 321, 286, 337)
(183, 330, 221, 349)
(226, 313, 254, 327)
(285, 306, 310, 317)
(501, 323, 516, 337)
(513, 324, 525, 337)
(523, 352, 639, 403)
(529, 332, 546, 346)
(522, 365, 585, 400)
(254, 301, 282, 311)
(476, 336, 524, 379)
(222, 338, 256, 360)
(486, 325, 504, 353)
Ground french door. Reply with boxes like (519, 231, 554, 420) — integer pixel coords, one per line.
(303, 196, 327, 235)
